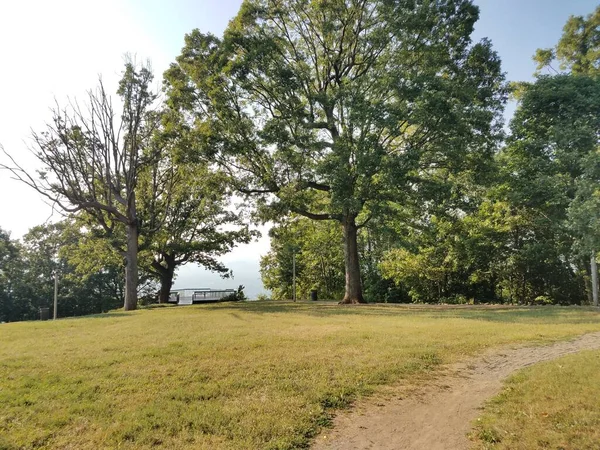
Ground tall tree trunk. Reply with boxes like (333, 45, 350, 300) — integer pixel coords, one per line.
(591, 252, 598, 307)
(158, 266, 175, 304)
(340, 216, 365, 304)
(124, 222, 138, 311)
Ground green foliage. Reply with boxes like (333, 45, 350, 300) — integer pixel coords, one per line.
(0, 221, 125, 322)
(61, 216, 126, 278)
(533, 295, 553, 305)
(381, 247, 449, 303)
(568, 149, 600, 258)
(223, 285, 247, 302)
(379, 210, 496, 304)
(260, 217, 345, 300)
(260, 4, 600, 307)
(534, 6, 600, 76)
(0, 228, 25, 322)
(26, 222, 125, 317)
(138, 157, 256, 302)
(260, 215, 410, 303)
(495, 74, 600, 304)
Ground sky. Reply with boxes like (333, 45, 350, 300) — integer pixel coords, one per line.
(0, 0, 598, 298)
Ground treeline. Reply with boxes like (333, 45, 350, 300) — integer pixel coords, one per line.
(0, 215, 248, 322)
(2, 1, 599, 314)
(0, 223, 124, 322)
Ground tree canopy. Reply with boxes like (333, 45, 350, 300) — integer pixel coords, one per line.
(165, 0, 506, 303)
(534, 5, 600, 76)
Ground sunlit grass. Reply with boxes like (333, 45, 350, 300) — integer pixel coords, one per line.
(471, 349, 600, 450)
(1, 302, 600, 449)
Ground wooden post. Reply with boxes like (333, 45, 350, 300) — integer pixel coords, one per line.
(53, 270, 58, 320)
(591, 252, 598, 307)
(292, 252, 296, 302)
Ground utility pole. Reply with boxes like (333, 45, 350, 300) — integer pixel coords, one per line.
(53, 269, 58, 320)
(292, 251, 296, 302)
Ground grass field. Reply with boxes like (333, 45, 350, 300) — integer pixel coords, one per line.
(1, 302, 600, 450)
(472, 348, 600, 449)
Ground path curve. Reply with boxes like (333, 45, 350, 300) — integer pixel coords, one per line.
(312, 332, 600, 450)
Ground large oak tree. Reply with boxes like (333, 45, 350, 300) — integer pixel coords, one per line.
(165, 0, 505, 303)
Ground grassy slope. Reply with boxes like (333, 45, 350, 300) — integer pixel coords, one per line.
(471, 349, 600, 450)
(1, 303, 600, 450)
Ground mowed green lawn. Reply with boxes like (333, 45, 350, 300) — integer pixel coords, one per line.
(1, 302, 600, 450)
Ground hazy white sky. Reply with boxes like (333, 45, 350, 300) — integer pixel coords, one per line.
(0, 0, 598, 297)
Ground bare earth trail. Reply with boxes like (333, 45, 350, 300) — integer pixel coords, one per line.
(312, 332, 600, 450)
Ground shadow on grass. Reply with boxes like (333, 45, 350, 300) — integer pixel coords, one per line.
(78, 312, 135, 320)
(432, 307, 600, 324)
(195, 301, 600, 324)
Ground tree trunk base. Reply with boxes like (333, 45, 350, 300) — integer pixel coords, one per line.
(341, 217, 365, 305)
(124, 222, 139, 311)
(338, 296, 366, 305)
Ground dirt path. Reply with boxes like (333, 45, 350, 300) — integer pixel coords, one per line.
(312, 332, 600, 450)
